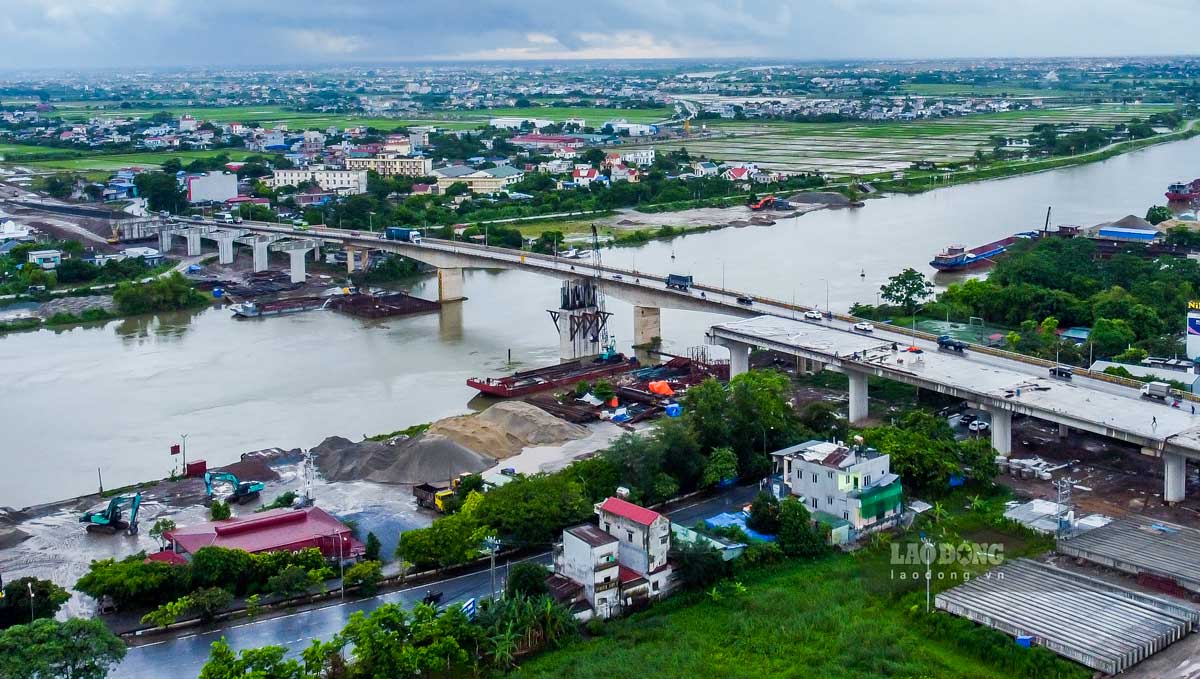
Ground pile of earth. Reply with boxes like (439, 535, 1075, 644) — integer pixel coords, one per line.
(312, 434, 495, 484)
(0, 508, 31, 549)
(1102, 214, 1155, 230)
(427, 401, 590, 459)
(36, 295, 114, 318)
(787, 191, 852, 206)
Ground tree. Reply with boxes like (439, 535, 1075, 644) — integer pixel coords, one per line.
(880, 267, 934, 314)
(669, 540, 726, 590)
(75, 552, 191, 609)
(188, 587, 234, 623)
(746, 492, 782, 535)
(0, 577, 69, 629)
(209, 499, 231, 521)
(505, 562, 550, 599)
(267, 565, 316, 598)
(726, 370, 798, 478)
(364, 532, 382, 562)
(777, 498, 827, 558)
(476, 474, 593, 546)
(683, 378, 731, 452)
(148, 518, 176, 549)
(1091, 317, 1137, 357)
(344, 560, 383, 595)
(701, 447, 739, 487)
(190, 546, 253, 592)
(397, 491, 489, 569)
(0, 618, 126, 679)
(199, 638, 335, 679)
(133, 171, 186, 213)
(1146, 205, 1173, 225)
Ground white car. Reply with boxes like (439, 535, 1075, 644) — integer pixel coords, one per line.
(968, 420, 990, 433)
(853, 322, 875, 333)
(804, 310, 822, 320)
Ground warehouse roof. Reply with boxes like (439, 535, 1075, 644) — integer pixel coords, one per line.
(165, 507, 361, 556)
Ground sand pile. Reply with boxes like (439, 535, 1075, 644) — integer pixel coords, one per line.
(1106, 214, 1155, 230)
(427, 401, 590, 459)
(312, 434, 494, 484)
(787, 191, 851, 206)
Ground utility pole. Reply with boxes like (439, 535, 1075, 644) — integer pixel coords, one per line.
(921, 533, 932, 613)
(180, 433, 188, 473)
(483, 536, 500, 600)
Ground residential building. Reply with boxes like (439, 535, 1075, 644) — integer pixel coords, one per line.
(692, 161, 719, 176)
(618, 149, 656, 166)
(432, 165, 524, 193)
(268, 167, 369, 195)
(346, 153, 433, 178)
(382, 134, 412, 155)
(178, 114, 198, 132)
(604, 119, 657, 137)
(186, 172, 238, 203)
(489, 116, 553, 130)
(160, 507, 365, 561)
(27, 249, 64, 270)
(610, 164, 640, 183)
(0, 219, 33, 243)
(571, 167, 600, 187)
(551, 496, 675, 620)
(770, 440, 903, 540)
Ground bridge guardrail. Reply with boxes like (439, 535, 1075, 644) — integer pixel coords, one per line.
(239, 225, 1200, 404)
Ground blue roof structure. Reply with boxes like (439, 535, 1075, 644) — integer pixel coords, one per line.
(705, 512, 776, 542)
(1097, 227, 1158, 242)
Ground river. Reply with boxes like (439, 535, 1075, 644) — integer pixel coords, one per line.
(3, 136, 1198, 507)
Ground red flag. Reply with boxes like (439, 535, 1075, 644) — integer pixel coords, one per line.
(170, 443, 181, 455)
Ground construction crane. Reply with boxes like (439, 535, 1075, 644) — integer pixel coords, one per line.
(203, 471, 265, 505)
(79, 492, 142, 535)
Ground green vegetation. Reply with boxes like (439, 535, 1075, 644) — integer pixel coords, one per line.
(0, 618, 126, 679)
(343, 560, 384, 595)
(365, 421, 430, 441)
(0, 578, 69, 629)
(112, 272, 209, 315)
(255, 491, 298, 512)
(515, 491, 1082, 679)
(142, 587, 234, 627)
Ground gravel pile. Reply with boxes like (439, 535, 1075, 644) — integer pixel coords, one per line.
(428, 401, 589, 459)
(787, 191, 852, 206)
(312, 434, 494, 485)
(36, 295, 114, 318)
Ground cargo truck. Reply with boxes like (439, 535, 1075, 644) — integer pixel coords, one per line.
(384, 227, 423, 244)
(413, 482, 454, 512)
(1141, 381, 1172, 400)
(666, 274, 693, 291)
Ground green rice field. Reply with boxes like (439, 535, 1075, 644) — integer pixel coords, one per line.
(13, 149, 271, 172)
(636, 103, 1183, 177)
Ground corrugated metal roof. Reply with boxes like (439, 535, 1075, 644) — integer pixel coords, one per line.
(937, 558, 1197, 674)
(1057, 515, 1200, 593)
(566, 524, 617, 548)
(166, 507, 362, 556)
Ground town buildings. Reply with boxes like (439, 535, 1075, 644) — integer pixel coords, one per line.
(158, 506, 365, 561)
(549, 496, 674, 620)
(268, 167, 369, 195)
(186, 172, 239, 203)
(432, 165, 525, 193)
(346, 153, 433, 177)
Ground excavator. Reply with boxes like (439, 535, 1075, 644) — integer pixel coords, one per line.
(79, 492, 142, 535)
(204, 470, 265, 505)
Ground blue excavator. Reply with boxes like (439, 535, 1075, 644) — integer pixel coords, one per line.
(204, 470, 265, 505)
(79, 492, 142, 535)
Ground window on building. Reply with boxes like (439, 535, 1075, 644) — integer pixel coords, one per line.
(604, 575, 611, 583)
(660, 535, 668, 545)
(812, 472, 818, 483)
(604, 522, 611, 532)
(828, 471, 834, 479)
(865, 475, 871, 485)
(843, 511, 849, 520)
(626, 530, 634, 542)
(652, 581, 659, 592)
(811, 498, 818, 509)
(826, 496, 832, 506)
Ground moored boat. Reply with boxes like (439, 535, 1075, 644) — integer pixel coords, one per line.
(929, 232, 1039, 272)
(1166, 179, 1200, 202)
(468, 353, 639, 398)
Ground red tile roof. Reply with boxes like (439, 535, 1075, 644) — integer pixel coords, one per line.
(145, 550, 188, 566)
(618, 565, 646, 584)
(599, 497, 663, 526)
(165, 507, 363, 557)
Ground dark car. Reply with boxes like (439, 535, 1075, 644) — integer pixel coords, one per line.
(736, 296, 754, 306)
(1049, 365, 1073, 380)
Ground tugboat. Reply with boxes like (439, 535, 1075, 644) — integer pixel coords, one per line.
(1166, 179, 1200, 202)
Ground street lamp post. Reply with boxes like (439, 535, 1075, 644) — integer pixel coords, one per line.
(27, 581, 34, 623)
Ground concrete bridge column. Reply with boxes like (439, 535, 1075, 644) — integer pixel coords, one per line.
(216, 235, 236, 265)
(252, 239, 269, 272)
(986, 407, 1012, 457)
(721, 339, 750, 379)
(186, 232, 202, 256)
(438, 267, 465, 303)
(1164, 452, 1186, 504)
(1058, 423, 1069, 440)
(159, 229, 173, 253)
(848, 370, 869, 424)
(345, 246, 358, 273)
(633, 306, 661, 347)
(287, 249, 309, 283)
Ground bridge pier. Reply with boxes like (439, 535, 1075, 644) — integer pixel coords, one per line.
(216, 234, 236, 265)
(1058, 423, 1069, 440)
(1164, 452, 1187, 504)
(438, 268, 465, 303)
(346, 246, 359, 273)
(252, 239, 270, 272)
(271, 240, 317, 284)
(847, 370, 869, 424)
(719, 339, 750, 379)
(186, 232, 202, 256)
(159, 229, 174, 253)
(986, 407, 1012, 457)
(633, 306, 661, 347)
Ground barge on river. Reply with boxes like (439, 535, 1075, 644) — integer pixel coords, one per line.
(231, 296, 329, 318)
(929, 232, 1039, 272)
(468, 353, 639, 398)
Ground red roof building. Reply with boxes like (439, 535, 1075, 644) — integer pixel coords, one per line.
(599, 496, 663, 526)
(163, 507, 364, 560)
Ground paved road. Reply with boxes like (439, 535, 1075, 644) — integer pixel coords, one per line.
(115, 485, 757, 678)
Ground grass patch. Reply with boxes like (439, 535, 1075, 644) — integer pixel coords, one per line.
(365, 422, 431, 442)
(516, 491, 1082, 679)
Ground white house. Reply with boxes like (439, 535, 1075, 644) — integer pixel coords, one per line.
(770, 440, 903, 539)
(619, 149, 656, 167)
(27, 249, 64, 270)
(571, 167, 600, 187)
(269, 167, 369, 195)
(186, 172, 238, 203)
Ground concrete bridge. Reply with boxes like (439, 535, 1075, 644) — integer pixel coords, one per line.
(152, 218, 1197, 502)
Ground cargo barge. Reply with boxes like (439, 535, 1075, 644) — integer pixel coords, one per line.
(929, 232, 1038, 272)
(231, 296, 329, 318)
(468, 353, 639, 398)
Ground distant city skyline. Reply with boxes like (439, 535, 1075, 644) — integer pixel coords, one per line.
(3, 0, 1199, 70)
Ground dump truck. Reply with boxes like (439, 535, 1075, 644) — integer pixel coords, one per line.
(666, 274, 693, 291)
(1141, 381, 1172, 400)
(413, 483, 455, 512)
(384, 227, 423, 243)
(936, 335, 968, 352)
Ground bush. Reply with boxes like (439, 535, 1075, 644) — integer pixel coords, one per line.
(746, 492, 781, 535)
(364, 532, 382, 562)
(266, 565, 315, 598)
(505, 562, 550, 599)
(0, 578, 69, 629)
(777, 498, 827, 558)
(75, 553, 191, 609)
(209, 500, 231, 520)
(344, 560, 383, 595)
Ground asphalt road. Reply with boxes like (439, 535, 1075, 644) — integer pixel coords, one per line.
(115, 485, 758, 678)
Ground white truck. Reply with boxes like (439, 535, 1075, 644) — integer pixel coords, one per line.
(1141, 381, 1172, 400)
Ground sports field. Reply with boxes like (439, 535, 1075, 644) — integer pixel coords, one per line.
(630, 103, 1182, 177)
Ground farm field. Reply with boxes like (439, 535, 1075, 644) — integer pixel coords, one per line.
(451, 105, 673, 125)
(0, 143, 87, 159)
(633, 103, 1182, 176)
(23, 149, 270, 172)
(896, 83, 1094, 97)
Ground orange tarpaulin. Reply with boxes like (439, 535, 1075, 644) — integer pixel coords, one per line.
(648, 381, 675, 396)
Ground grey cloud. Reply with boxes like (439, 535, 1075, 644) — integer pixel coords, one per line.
(0, 0, 1198, 70)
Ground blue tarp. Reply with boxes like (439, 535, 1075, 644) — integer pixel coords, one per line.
(705, 512, 776, 542)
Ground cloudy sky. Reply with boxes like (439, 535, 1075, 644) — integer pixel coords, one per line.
(3, 0, 1198, 70)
